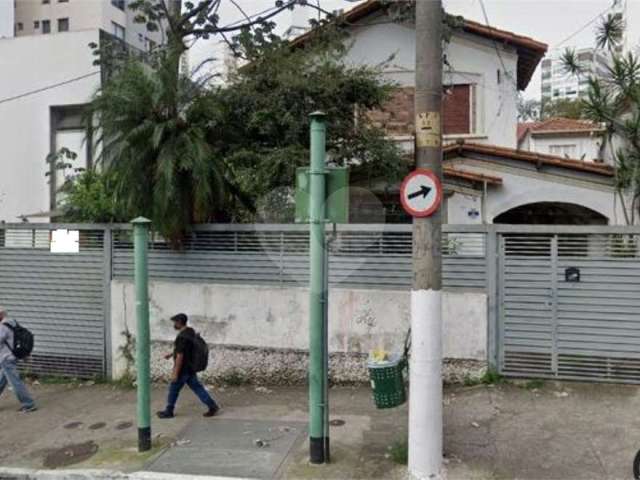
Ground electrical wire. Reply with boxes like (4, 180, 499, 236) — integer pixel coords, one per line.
(0, 71, 101, 106)
(551, 0, 618, 50)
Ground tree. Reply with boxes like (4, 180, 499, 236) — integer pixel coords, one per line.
(542, 98, 584, 120)
(81, 1, 342, 244)
(212, 24, 404, 221)
(561, 12, 640, 224)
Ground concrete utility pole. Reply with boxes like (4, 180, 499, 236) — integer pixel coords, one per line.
(132, 217, 152, 452)
(409, 0, 444, 479)
(308, 111, 329, 464)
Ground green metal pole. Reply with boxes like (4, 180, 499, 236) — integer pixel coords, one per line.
(132, 217, 152, 452)
(309, 111, 328, 464)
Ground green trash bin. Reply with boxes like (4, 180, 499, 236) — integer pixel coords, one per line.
(368, 354, 407, 409)
(368, 330, 410, 409)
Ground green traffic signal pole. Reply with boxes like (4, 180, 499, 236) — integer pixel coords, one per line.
(309, 111, 329, 464)
(132, 217, 152, 452)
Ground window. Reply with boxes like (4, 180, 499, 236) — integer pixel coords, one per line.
(549, 144, 577, 158)
(42, 0, 50, 3)
(42, 20, 50, 34)
(58, 0, 69, 3)
(442, 84, 475, 135)
(111, 0, 125, 10)
(34, 20, 40, 29)
(16, 22, 23, 31)
(112, 21, 125, 40)
(58, 18, 69, 32)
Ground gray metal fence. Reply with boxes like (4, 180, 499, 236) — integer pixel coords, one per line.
(497, 226, 640, 384)
(7, 221, 640, 385)
(111, 225, 488, 290)
(0, 224, 110, 378)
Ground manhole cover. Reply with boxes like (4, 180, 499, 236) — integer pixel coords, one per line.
(89, 422, 106, 430)
(329, 419, 346, 427)
(63, 422, 83, 430)
(43, 441, 99, 468)
(116, 421, 133, 431)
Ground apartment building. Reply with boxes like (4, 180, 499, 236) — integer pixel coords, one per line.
(541, 47, 611, 102)
(13, 0, 163, 50)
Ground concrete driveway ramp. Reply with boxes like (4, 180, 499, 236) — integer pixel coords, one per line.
(146, 420, 306, 479)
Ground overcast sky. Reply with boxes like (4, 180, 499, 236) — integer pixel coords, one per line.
(190, 0, 637, 99)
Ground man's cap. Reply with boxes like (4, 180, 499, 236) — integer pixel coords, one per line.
(170, 313, 188, 324)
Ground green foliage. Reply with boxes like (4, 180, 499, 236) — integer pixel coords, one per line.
(524, 379, 545, 390)
(218, 25, 404, 220)
(90, 58, 230, 244)
(389, 439, 409, 465)
(58, 169, 128, 223)
(542, 98, 584, 120)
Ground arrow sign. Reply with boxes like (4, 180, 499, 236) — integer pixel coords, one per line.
(408, 185, 432, 200)
(399, 169, 442, 218)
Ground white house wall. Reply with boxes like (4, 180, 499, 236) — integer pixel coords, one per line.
(342, 15, 519, 148)
(0, 30, 100, 222)
(447, 157, 623, 224)
(527, 133, 606, 163)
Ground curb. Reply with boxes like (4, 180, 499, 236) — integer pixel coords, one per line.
(0, 468, 253, 480)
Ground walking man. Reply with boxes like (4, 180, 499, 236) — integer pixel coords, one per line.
(157, 313, 219, 419)
(0, 307, 36, 412)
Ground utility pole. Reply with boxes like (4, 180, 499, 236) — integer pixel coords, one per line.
(409, 1, 443, 479)
(308, 111, 329, 464)
(132, 217, 152, 453)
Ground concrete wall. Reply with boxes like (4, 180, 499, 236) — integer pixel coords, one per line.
(110, 280, 488, 383)
(343, 14, 519, 148)
(0, 30, 101, 222)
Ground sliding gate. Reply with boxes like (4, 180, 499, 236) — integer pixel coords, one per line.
(0, 225, 109, 378)
(499, 229, 640, 383)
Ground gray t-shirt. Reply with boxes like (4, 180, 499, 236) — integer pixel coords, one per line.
(0, 318, 17, 364)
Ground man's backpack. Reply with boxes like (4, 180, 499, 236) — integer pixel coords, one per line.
(4, 322, 34, 360)
(190, 332, 209, 373)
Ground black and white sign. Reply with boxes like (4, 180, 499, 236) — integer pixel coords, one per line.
(400, 169, 442, 218)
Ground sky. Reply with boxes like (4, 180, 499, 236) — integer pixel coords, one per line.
(189, 0, 638, 99)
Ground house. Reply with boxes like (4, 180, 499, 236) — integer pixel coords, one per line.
(0, 1, 163, 223)
(295, 0, 625, 225)
(517, 117, 609, 163)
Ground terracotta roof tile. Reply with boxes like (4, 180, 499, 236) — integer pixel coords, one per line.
(529, 117, 604, 134)
(517, 122, 539, 142)
(444, 142, 614, 177)
(443, 167, 503, 185)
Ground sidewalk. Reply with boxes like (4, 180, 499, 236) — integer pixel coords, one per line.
(1, 380, 640, 479)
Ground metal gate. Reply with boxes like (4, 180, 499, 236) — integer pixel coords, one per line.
(499, 228, 640, 383)
(0, 225, 109, 378)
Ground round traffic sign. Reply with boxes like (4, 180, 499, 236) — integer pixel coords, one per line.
(400, 169, 442, 218)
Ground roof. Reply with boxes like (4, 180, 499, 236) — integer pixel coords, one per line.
(443, 142, 614, 177)
(291, 0, 548, 90)
(525, 117, 605, 136)
(443, 166, 503, 185)
(517, 122, 538, 142)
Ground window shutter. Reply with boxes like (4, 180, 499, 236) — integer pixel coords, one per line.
(443, 85, 471, 134)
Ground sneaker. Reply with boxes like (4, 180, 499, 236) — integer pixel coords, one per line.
(203, 406, 219, 418)
(157, 410, 175, 419)
(19, 405, 37, 413)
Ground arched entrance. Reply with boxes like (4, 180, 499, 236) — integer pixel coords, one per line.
(493, 202, 608, 225)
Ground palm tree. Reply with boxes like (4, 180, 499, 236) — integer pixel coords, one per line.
(91, 56, 227, 245)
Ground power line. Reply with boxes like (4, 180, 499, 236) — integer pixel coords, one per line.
(0, 71, 100, 106)
(552, 1, 617, 50)
(477, 0, 518, 89)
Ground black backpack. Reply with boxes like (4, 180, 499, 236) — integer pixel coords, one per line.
(4, 322, 34, 360)
(190, 332, 209, 373)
